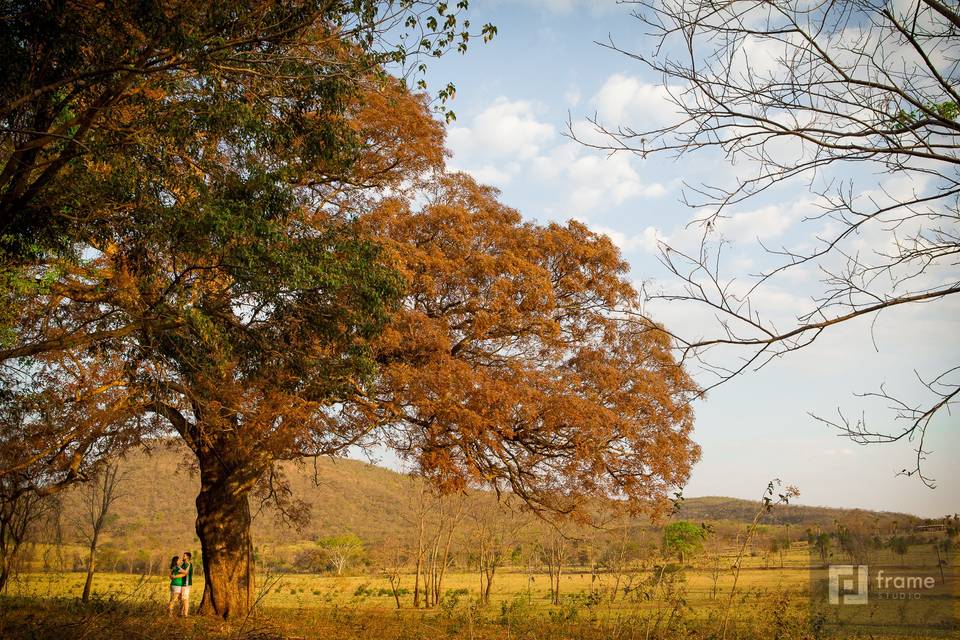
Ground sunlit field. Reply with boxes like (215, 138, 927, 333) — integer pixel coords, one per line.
(3, 546, 955, 639)
(9, 564, 811, 610)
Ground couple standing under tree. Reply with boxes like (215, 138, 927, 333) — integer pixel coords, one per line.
(167, 551, 193, 617)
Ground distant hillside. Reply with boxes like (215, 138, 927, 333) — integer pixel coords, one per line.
(57, 443, 921, 554)
(673, 495, 917, 531)
(59, 442, 427, 551)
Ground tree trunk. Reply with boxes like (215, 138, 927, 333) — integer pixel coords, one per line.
(81, 532, 99, 602)
(484, 563, 495, 603)
(546, 561, 557, 605)
(478, 546, 486, 603)
(427, 533, 440, 607)
(935, 546, 945, 584)
(413, 552, 422, 608)
(436, 517, 457, 604)
(555, 561, 562, 605)
(195, 456, 255, 619)
(0, 558, 11, 593)
(413, 495, 426, 608)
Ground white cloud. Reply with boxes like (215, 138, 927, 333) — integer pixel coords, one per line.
(740, 284, 811, 319)
(447, 97, 555, 162)
(590, 224, 666, 254)
(591, 74, 681, 129)
(528, 141, 575, 179)
(714, 198, 818, 243)
(565, 151, 666, 212)
(527, 133, 667, 215)
(447, 96, 667, 213)
(715, 205, 795, 243)
(454, 163, 515, 185)
(495, 0, 620, 15)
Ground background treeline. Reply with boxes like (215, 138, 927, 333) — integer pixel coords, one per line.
(13, 442, 953, 580)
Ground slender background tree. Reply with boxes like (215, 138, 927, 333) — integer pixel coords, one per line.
(76, 461, 124, 602)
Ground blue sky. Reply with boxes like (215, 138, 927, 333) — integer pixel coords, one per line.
(366, 0, 959, 518)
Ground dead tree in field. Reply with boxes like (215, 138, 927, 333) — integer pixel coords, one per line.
(410, 479, 431, 608)
(76, 462, 124, 602)
(409, 480, 463, 608)
(39, 499, 65, 574)
(0, 479, 50, 591)
(382, 543, 407, 609)
(541, 532, 569, 606)
(607, 523, 633, 603)
(424, 492, 464, 607)
(472, 498, 526, 605)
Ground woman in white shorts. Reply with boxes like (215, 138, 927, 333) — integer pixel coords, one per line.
(167, 555, 187, 616)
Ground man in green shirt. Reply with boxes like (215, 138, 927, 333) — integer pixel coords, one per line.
(180, 552, 194, 617)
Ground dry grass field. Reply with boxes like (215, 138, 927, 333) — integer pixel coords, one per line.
(4, 456, 954, 638)
(2, 546, 955, 639)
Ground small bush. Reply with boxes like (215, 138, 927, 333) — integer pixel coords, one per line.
(548, 595, 581, 624)
(499, 594, 535, 627)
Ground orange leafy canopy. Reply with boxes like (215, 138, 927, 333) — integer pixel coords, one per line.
(356, 173, 700, 517)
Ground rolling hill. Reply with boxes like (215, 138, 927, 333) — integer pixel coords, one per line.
(54, 442, 922, 558)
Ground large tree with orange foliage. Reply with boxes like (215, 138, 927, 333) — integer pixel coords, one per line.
(1, 1, 697, 622)
(0, 0, 473, 619)
(3, 75, 446, 618)
(352, 173, 700, 517)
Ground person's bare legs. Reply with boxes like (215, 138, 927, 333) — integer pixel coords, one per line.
(179, 552, 192, 617)
(167, 590, 181, 617)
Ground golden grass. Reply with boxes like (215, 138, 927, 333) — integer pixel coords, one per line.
(3, 546, 956, 639)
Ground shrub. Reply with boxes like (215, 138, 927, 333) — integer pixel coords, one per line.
(499, 594, 535, 627)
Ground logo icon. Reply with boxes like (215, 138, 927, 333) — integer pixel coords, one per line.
(829, 564, 868, 605)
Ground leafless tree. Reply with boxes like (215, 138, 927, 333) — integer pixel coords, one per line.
(0, 475, 52, 591)
(471, 496, 525, 605)
(605, 521, 635, 603)
(75, 461, 124, 602)
(424, 491, 464, 608)
(575, 0, 959, 484)
(539, 530, 569, 606)
(406, 477, 467, 608)
(382, 542, 408, 609)
(410, 478, 431, 608)
(39, 496, 66, 573)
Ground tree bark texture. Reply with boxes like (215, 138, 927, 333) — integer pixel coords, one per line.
(195, 453, 255, 619)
